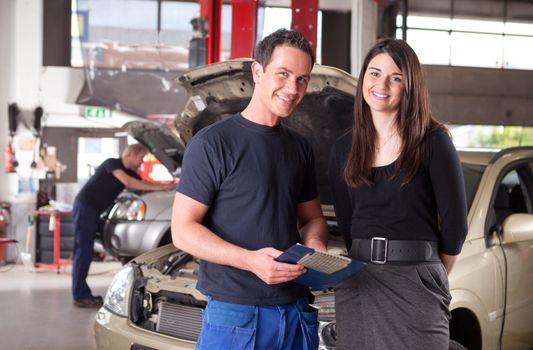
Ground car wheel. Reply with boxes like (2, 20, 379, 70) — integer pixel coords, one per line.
(449, 339, 468, 350)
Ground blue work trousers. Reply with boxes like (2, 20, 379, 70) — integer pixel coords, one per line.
(71, 200, 99, 301)
(196, 296, 319, 350)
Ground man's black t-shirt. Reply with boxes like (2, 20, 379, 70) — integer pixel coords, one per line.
(177, 113, 318, 305)
(76, 158, 140, 213)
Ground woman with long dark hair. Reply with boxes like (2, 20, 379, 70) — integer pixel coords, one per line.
(328, 38, 468, 349)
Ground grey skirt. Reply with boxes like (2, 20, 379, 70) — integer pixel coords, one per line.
(334, 263, 451, 350)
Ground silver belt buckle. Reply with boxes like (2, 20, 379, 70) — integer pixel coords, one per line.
(370, 237, 388, 264)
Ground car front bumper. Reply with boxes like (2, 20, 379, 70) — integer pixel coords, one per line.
(94, 307, 196, 350)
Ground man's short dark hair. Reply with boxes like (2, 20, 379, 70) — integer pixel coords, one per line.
(254, 28, 315, 68)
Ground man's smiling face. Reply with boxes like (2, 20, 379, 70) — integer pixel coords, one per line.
(252, 44, 312, 120)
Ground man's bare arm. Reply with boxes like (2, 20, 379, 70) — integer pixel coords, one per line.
(297, 198, 329, 251)
(112, 169, 175, 191)
(171, 192, 304, 285)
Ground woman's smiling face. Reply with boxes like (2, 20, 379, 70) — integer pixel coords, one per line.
(362, 52, 405, 117)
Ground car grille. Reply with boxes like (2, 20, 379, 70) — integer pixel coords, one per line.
(156, 301, 203, 341)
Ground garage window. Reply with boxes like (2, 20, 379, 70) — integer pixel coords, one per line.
(77, 137, 119, 184)
(69, 1, 316, 69)
(397, 15, 533, 70)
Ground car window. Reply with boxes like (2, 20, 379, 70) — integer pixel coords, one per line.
(493, 162, 533, 224)
(461, 162, 486, 211)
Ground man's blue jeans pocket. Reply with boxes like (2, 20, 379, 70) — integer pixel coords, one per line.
(196, 298, 257, 350)
(297, 299, 319, 350)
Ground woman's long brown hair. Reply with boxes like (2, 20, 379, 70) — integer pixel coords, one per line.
(344, 38, 444, 187)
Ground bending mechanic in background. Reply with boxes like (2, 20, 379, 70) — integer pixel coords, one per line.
(72, 144, 174, 308)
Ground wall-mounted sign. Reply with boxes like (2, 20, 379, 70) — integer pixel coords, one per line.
(84, 106, 113, 118)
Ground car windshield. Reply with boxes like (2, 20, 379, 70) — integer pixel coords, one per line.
(461, 162, 486, 211)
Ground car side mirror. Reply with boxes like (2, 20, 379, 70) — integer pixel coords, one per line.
(502, 213, 533, 243)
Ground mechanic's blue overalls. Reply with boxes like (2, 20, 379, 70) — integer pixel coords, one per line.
(196, 296, 319, 350)
(71, 199, 99, 301)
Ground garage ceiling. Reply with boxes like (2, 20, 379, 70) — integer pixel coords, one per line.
(409, 0, 533, 21)
(265, 0, 533, 20)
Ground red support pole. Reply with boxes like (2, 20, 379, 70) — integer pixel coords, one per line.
(200, 0, 222, 63)
(230, 0, 258, 59)
(290, 0, 318, 55)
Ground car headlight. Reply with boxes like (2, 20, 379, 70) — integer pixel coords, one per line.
(104, 264, 135, 317)
(108, 197, 146, 221)
(313, 292, 337, 350)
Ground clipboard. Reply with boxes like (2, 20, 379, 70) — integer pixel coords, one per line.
(275, 243, 366, 290)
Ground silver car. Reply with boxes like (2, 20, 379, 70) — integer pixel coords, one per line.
(101, 120, 183, 264)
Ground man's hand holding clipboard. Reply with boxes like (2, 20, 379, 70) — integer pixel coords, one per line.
(275, 244, 366, 290)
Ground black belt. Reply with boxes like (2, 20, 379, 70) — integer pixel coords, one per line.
(349, 238, 440, 264)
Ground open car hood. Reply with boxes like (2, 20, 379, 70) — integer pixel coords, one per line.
(174, 59, 357, 204)
(122, 120, 185, 175)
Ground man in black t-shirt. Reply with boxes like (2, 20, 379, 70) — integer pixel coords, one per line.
(72, 143, 174, 308)
(171, 29, 329, 349)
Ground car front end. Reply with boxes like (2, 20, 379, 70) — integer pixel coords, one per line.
(95, 244, 340, 349)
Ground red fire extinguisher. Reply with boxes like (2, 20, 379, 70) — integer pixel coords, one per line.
(4, 144, 17, 173)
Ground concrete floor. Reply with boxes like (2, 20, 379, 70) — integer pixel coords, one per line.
(0, 261, 121, 350)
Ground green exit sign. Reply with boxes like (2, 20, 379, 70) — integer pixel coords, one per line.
(85, 106, 113, 118)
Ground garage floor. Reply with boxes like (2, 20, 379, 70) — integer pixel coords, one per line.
(0, 261, 121, 349)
